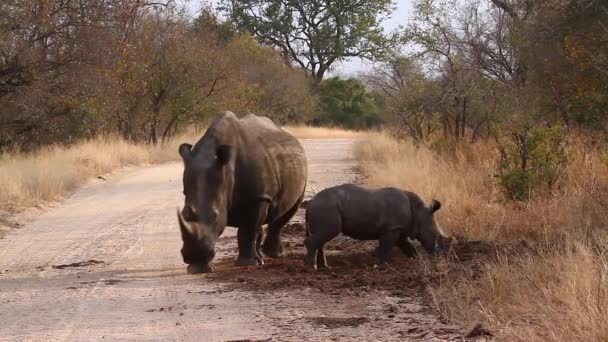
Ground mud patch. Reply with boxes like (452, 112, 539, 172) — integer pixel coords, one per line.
(308, 316, 369, 329)
(52, 260, 104, 269)
(78, 278, 124, 286)
(206, 223, 526, 341)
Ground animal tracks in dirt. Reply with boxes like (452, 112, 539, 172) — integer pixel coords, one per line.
(51, 259, 105, 269)
(308, 316, 369, 329)
(144, 303, 216, 313)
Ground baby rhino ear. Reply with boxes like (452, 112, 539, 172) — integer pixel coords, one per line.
(179, 143, 192, 161)
(430, 199, 441, 214)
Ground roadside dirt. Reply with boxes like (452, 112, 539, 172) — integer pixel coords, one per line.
(0, 138, 486, 341)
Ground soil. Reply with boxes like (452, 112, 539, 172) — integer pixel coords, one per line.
(0, 138, 493, 341)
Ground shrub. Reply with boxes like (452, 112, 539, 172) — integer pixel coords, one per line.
(496, 124, 569, 201)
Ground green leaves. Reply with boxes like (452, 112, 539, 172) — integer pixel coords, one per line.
(316, 77, 381, 129)
(497, 124, 569, 201)
(221, 0, 397, 81)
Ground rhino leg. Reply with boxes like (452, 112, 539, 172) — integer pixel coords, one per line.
(397, 237, 419, 259)
(305, 238, 335, 269)
(376, 228, 401, 264)
(255, 229, 265, 265)
(236, 227, 260, 266)
(304, 237, 320, 269)
(316, 245, 330, 269)
(236, 203, 269, 267)
(304, 211, 340, 269)
(263, 196, 303, 258)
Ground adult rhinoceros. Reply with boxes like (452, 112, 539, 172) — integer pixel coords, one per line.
(177, 111, 308, 274)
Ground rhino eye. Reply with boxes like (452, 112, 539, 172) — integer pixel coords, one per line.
(183, 206, 199, 221)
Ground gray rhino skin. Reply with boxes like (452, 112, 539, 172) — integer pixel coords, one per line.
(304, 184, 452, 269)
(177, 111, 307, 274)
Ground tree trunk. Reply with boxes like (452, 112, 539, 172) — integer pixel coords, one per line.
(149, 121, 158, 145)
(461, 96, 467, 139)
(161, 114, 178, 143)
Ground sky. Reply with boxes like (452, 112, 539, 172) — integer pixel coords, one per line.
(180, 0, 414, 76)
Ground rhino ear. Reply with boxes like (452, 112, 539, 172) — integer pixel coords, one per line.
(179, 144, 192, 161)
(216, 144, 233, 166)
(430, 199, 441, 214)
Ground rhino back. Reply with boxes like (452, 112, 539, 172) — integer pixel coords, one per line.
(188, 112, 307, 226)
(336, 185, 413, 239)
(234, 114, 308, 223)
(233, 114, 307, 223)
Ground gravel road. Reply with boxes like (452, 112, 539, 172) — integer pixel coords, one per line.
(0, 138, 467, 342)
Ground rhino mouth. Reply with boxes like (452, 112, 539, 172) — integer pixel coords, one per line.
(187, 263, 214, 274)
(432, 237, 453, 255)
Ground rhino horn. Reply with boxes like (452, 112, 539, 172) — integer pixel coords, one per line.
(177, 208, 195, 239)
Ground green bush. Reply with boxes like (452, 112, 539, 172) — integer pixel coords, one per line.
(314, 77, 382, 129)
(497, 125, 569, 201)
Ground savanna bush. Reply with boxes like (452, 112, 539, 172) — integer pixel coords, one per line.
(496, 125, 569, 201)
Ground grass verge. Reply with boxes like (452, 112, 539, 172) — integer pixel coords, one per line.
(282, 125, 368, 139)
(0, 131, 200, 211)
(354, 132, 608, 341)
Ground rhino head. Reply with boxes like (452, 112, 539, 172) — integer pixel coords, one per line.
(414, 199, 453, 255)
(177, 142, 235, 274)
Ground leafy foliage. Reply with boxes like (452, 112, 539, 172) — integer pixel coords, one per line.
(0, 3, 319, 151)
(497, 124, 569, 201)
(221, 0, 398, 81)
(314, 77, 381, 129)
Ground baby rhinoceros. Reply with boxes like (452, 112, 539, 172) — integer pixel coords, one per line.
(304, 184, 452, 269)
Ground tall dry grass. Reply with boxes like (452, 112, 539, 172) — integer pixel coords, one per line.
(282, 125, 368, 139)
(0, 131, 201, 210)
(354, 132, 608, 341)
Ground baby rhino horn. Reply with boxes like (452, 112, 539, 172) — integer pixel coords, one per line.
(430, 200, 441, 214)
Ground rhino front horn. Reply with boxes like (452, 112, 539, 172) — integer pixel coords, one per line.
(177, 208, 194, 237)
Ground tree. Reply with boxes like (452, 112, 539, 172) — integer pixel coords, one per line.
(365, 56, 442, 142)
(314, 77, 381, 129)
(221, 0, 398, 82)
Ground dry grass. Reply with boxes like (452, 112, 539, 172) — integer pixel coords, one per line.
(435, 243, 608, 341)
(0, 124, 358, 212)
(354, 131, 608, 341)
(0, 130, 201, 210)
(282, 125, 369, 139)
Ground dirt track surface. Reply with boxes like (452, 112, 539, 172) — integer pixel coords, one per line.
(0, 138, 475, 342)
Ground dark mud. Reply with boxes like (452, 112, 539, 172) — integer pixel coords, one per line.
(205, 218, 516, 341)
(51, 259, 105, 269)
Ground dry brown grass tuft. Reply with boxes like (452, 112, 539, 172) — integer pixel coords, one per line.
(435, 242, 608, 341)
(0, 130, 201, 210)
(282, 125, 369, 139)
(354, 132, 608, 341)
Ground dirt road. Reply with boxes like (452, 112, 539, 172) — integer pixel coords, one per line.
(0, 139, 467, 342)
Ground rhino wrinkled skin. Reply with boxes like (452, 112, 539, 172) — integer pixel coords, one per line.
(304, 184, 452, 269)
(177, 112, 308, 274)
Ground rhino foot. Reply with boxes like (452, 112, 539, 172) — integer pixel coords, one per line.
(262, 243, 284, 259)
(303, 255, 317, 269)
(255, 254, 265, 266)
(187, 263, 214, 274)
(235, 257, 259, 267)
